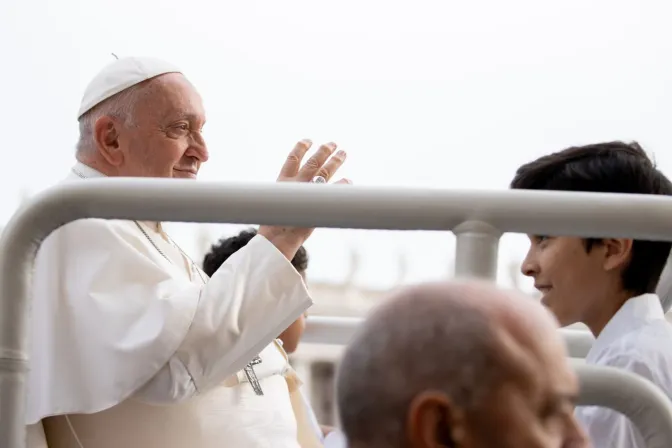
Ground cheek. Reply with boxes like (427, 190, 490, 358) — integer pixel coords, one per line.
(469, 404, 547, 448)
(543, 244, 603, 316)
(541, 244, 589, 288)
(149, 140, 188, 169)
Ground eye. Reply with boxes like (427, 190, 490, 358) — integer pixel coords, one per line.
(539, 397, 575, 423)
(165, 123, 190, 138)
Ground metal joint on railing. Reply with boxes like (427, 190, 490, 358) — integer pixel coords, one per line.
(453, 220, 502, 280)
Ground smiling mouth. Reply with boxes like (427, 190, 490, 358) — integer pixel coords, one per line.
(173, 168, 198, 177)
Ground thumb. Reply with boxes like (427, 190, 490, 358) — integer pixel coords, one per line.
(334, 178, 353, 185)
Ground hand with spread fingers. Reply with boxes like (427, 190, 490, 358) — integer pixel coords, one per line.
(258, 139, 350, 260)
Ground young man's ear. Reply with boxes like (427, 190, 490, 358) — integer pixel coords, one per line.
(602, 238, 633, 272)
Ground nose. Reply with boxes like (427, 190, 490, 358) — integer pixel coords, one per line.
(520, 248, 538, 278)
(187, 131, 209, 162)
(563, 415, 591, 448)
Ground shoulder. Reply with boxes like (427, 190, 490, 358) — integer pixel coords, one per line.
(607, 320, 672, 357)
(599, 350, 655, 375)
(39, 218, 150, 256)
(33, 218, 176, 285)
(599, 330, 672, 390)
(634, 320, 672, 350)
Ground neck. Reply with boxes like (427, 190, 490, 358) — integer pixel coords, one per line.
(76, 154, 117, 176)
(583, 288, 635, 337)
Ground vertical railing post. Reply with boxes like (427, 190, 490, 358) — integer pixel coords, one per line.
(453, 221, 502, 280)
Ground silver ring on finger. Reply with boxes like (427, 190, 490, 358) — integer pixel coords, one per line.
(311, 175, 327, 184)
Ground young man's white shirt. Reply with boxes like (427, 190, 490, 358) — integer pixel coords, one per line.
(575, 293, 672, 448)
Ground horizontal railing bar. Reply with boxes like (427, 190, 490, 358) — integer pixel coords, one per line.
(303, 316, 595, 358)
(15, 178, 672, 239)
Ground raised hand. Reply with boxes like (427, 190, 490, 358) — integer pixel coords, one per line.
(258, 139, 350, 260)
(276, 139, 348, 184)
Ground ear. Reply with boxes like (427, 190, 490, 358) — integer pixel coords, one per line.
(602, 238, 633, 272)
(406, 391, 466, 448)
(93, 116, 124, 167)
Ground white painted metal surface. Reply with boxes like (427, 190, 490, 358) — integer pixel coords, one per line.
(2, 179, 672, 447)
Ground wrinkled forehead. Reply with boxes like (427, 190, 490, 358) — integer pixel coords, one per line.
(135, 73, 206, 123)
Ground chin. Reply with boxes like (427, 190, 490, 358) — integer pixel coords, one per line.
(546, 305, 576, 328)
(541, 297, 562, 322)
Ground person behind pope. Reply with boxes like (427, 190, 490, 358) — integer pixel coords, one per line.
(25, 56, 349, 448)
(201, 228, 331, 440)
(202, 228, 311, 355)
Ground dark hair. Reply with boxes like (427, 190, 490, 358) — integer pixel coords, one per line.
(510, 141, 672, 295)
(202, 228, 309, 277)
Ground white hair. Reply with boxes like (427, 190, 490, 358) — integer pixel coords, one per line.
(75, 82, 146, 156)
(335, 286, 504, 448)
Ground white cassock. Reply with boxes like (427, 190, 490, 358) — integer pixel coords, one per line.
(25, 162, 324, 448)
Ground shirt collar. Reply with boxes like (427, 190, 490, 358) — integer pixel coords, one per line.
(72, 161, 105, 178)
(588, 293, 664, 360)
(70, 162, 162, 232)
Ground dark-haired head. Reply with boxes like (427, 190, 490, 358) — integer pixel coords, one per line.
(201, 228, 310, 353)
(511, 141, 672, 334)
(202, 228, 309, 277)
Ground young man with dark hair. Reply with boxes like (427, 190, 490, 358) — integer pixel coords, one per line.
(203, 228, 310, 354)
(512, 141, 672, 448)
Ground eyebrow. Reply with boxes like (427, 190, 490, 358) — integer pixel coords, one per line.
(171, 113, 203, 122)
(553, 392, 579, 406)
(528, 234, 551, 242)
(160, 108, 205, 122)
(565, 392, 579, 403)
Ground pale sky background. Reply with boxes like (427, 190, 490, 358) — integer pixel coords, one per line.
(2, 0, 672, 293)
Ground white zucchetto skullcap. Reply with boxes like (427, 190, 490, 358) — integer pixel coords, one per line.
(77, 56, 182, 119)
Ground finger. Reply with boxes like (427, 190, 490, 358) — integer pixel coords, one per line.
(315, 150, 347, 182)
(333, 178, 352, 185)
(279, 139, 312, 178)
(297, 142, 337, 181)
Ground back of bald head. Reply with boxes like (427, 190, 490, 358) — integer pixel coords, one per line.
(335, 280, 560, 448)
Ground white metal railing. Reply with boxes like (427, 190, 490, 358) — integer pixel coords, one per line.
(574, 362, 672, 447)
(303, 316, 596, 358)
(3, 179, 672, 447)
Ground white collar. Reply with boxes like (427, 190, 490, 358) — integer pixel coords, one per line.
(70, 162, 162, 232)
(588, 293, 664, 360)
(72, 161, 105, 178)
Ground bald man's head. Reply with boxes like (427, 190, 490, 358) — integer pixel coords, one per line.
(336, 281, 587, 448)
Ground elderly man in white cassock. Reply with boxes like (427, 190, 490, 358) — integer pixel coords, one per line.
(24, 56, 349, 448)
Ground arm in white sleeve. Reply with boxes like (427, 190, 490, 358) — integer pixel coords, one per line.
(134, 234, 312, 403)
(27, 219, 311, 422)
